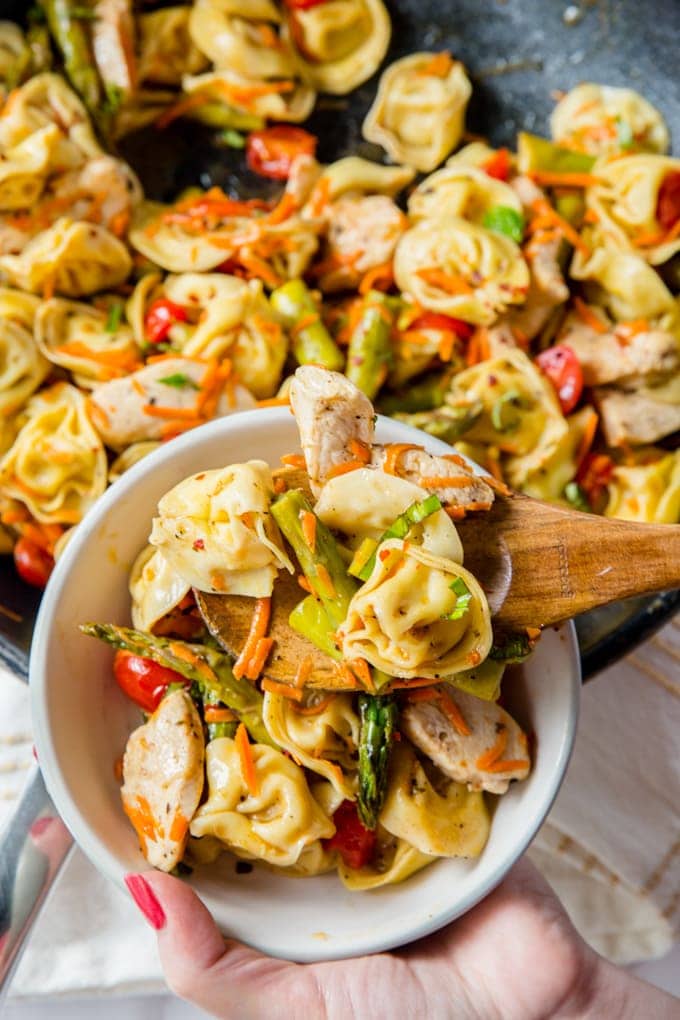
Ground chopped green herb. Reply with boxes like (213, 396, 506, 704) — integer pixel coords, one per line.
(158, 373, 200, 390)
(616, 118, 634, 150)
(483, 205, 525, 243)
(220, 128, 246, 149)
(443, 576, 472, 620)
(489, 633, 532, 662)
(490, 389, 523, 432)
(564, 481, 591, 512)
(101, 82, 124, 116)
(356, 495, 443, 580)
(105, 301, 123, 333)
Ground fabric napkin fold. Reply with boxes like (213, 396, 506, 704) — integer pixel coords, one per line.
(2, 619, 678, 999)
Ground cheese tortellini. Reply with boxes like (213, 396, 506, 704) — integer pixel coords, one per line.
(0, 382, 107, 525)
(394, 219, 530, 325)
(337, 539, 491, 679)
(137, 6, 208, 86)
(34, 298, 141, 385)
(0, 316, 49, 416)
(408, 164, 522, 226)
(182, 70, 315, 125)
(189, 737, 335, 867)
(149, 461, 293, 597)
(129, 545, 192, 634)
(363, 52, 472, 172)
(338, 830, 434, 890)
(570, 248, 675, 321)
(604, 451, 680, 524)
(550, 83, 669, 157)
(189, 0, 295, 81)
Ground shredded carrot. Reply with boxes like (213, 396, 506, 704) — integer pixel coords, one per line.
(308, 177, 331, 218)
(573, 296, 608, 334)
(204, 706, 237, 723)
(476, 727, 508, 770)
(359, 261, 394, 294)
(297, 574, 313, 593)
(294, 655, 314, 689)
(290, 311, 320, 336)
(485, 758, 530, 773)
(257, 396, 290, 407)
(529, 171, 601, 189)
(262, 678, 304, 701)
(273, 476, 287, 494)
(335, 662, 360, 688)
(235, 723, 259, 796)
(438, 690, 471, 736)
(293, 694, 335, 715)
(156, 92, 212, 129)
(233, 597, 272, 680)
(526, 626, 542, 640)
(281, 453, 306, 469)
(481, 474, 511, 496)
(383, 443, 421, 476)
(349, 438, 371, 463)
(56, 341, 142, 374)
(315, 563, 336, 598)
(530, 198, 590, 258)
(301, 510, 317, 552)
(416, 268, 473, 295)
(615, 319, 650, 341)
(633, 218, 680, 248)
(325, 459, 365, 479)
(266, 192, 297, 226)
(418, 51, 454, 76)
(442, 452, 468, 468)
(168, 642, 218, 685)
(238, 252, 282, 288)
(350, 658, 375, 692)
(406, 686, 441, 702)
(438, 332, 455, 362)
(419, 475, 472, 488)
(576, 410, 599, 469)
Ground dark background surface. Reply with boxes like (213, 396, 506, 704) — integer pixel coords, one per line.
(1, 0, 678, 677)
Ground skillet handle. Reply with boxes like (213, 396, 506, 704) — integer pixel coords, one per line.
(0, 766, 73, 1003)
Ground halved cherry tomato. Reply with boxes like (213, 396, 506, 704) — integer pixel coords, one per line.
(13, 536, 54, 588)
(283, 0, 328, 8)
(536, 344, 584, 413)
(144, 298, 189, 345)
(324, 800, 376, 870)
(656, 171, 680, 231)
(410, 312, 474, 339)
(246, 126, 317, 180)
(113, 651, 190, 713)
(576, 452, 615, 509)
(481, 148, 511, 182)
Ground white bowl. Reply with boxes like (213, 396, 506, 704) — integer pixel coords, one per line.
(30, 409, 580, 962)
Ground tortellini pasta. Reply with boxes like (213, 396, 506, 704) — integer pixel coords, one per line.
(149, 461, 293, 597)
(408, 164, 522, 226)
(309, 157, 416, 204)
(337, 539, 491, 679)
(582, 154, 680, 265)
(363, 52, 472, 172)
(108, 442, 161, 484)
(447, 349, 568, 487)
(570, 248, 675, 321)
(137, 6, 208, 86)
(394, 219, 530, 325)
(284, 0, 391, 96)
(604, 451, 680, 524)
(34, 298, 141, 385)
(550, 83, 669, 156)
(0, 316, 49, 416)
(0, 382, 107, 525)
(380, 743, 490, 858)
(263, 691, 360, 800)
(314, 467, 464, 562)
(0, 218, 132, 297)
(189, 737, 335, 867)
(129, 545, 191, 633)
(182, 70, 315, 125)
(0, 124, 60, 211)
(189, 0, 295, 80)
(0, 21, 25, 86)
(521, 406, 597, 502)
(338, 829, 434, 890)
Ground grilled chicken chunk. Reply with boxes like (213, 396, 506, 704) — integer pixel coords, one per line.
(371, 444, 495, 511)
(121, 689, 204, 871)
(594, 377, 680, 446)
(89, 356, 256, 450)
(319, 195, 407, 292)
(557, 312, 679, 386)
(290, 365, 375, 494)
(401, 689, 530, 795)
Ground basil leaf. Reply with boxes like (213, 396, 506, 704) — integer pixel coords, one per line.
(443, 576, 472, 620)
(483, 205, 525, 243)
(158, 373, 199, 389)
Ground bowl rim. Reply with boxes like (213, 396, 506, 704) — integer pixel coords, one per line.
(30, 407, 581, 960)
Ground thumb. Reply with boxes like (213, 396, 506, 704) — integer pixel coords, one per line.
(125, 870, 318, 1020)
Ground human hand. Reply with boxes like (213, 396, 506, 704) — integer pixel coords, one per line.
(126, 858, 677, 1020)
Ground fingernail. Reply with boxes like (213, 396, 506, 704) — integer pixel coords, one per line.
(30, 816, 53, 839)
(124, 873, 166, 930)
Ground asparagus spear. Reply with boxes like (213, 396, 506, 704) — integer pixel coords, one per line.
(345, 290, 394, 399)
(393, 401, 483, 444)
(202, 689, 238, 742)
(40, 0, 103, 114)
(378, 372, 450, 416)
(271, 489, 358, 630)
(270, 280, 344, 372)
(80, 623, 273, 746)
(517, 132, 596, 175)
(488, 632, 533, 662)
(447, 659, 505, 702)
(288, 595, 342, 660)
(357, 694, 398, 830)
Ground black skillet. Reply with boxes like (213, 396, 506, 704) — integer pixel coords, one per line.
(0, 0, 678, 680)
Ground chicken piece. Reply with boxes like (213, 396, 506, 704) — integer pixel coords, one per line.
(594, 376, 680, 446)
(289, 365, 375, 494)
(89, 356, 256, 450)
(557, 312, 679, 386)
(370, 444, 494, 511)
(401, 689, 530, 795)
(318, 195, 407, 292)
(121, 689, 204, 871)
(286, 154, 322, 209)
(91, 0, 137, 94)
(49, 155, 142, 233)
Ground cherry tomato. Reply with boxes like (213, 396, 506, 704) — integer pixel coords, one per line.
(283, 0, 328, 8)
(113, 651, 190, 713)
(324, 800, 376, 870)
(410, 312, 474, 339)
(13, 536, 54, 588)
(536, 344, 584, 414)
(656, 171, 680, 231)
(144, 298, 189, 345)
(481, 148, 511, 182)
(246, 126, 317, 180)
(576, 453, 615, 509)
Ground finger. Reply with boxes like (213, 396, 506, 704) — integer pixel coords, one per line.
(130, 871, 320, 1020)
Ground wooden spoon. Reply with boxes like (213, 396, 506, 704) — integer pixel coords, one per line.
(196, 490, 680, 689)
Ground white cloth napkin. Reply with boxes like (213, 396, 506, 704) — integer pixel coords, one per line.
(2, 620, 678, 999)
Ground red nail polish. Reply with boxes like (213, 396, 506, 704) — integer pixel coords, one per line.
(30, 816, 53, 839)
(124, 873, 166, 930)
